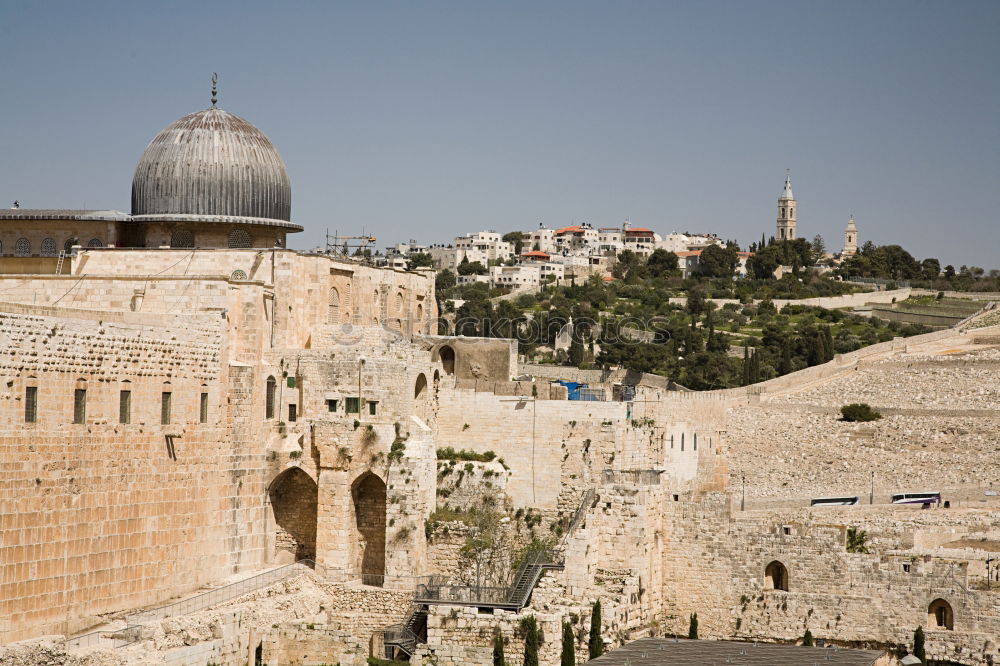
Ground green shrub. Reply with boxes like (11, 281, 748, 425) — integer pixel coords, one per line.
(840, 403, 882, 422)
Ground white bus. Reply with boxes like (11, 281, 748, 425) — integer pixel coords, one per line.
(891, 491, 941, 505)
(810, 496, 859, 507)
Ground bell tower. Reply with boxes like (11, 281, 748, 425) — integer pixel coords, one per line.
(842, 215, 858, 257)
(776, 170, 796, 241)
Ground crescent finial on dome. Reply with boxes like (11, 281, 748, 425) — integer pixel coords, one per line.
(211, 73, 218, 108)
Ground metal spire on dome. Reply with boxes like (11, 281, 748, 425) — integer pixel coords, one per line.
(781, 169, 794, 200)
(211, 73, 218, 108)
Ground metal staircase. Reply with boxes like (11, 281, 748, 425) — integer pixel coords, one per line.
(384, 490, 597, 658)
(383, 604, 428, 659)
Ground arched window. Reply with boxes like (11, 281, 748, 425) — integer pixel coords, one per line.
(439, 346, 456, 375)
(265, 376, 277, 420)
(170, 230, 194, 248)
(414, 373, 427, 399)
(14, 238, 30, 256)
(395, 291, 404, 314)
(928, 598, 954, 630)
(789, 207, 794, 217)
(230, 270, 248, 281)
(40, 238, 56, 256)
(88, 238, 104, 248)
(228, 228, 252, 249)
(765, 561, 789, 591)
(780, 207, 785, 217)
(328, 287, 341, 324)
(63, 238, 77, 253)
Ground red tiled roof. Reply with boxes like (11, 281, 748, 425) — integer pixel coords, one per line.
(602, 275, 615, 281)
(555, 225, 586, 234)
(624, 227, 654, 234)
(521, 251, 550, 259)
(675, 250, 702, 257)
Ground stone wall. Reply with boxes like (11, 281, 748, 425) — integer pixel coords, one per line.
(0, 308, 267, 643)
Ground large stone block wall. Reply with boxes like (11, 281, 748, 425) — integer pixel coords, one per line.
(0, 308, 274, 643)
(434, 387, 728, 508)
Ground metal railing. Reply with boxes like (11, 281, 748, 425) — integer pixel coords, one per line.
(127, 559, 317, 625)
(414, 581, 512, 606)
(383, 624, 422, 656)
(64, 624, 143, 651)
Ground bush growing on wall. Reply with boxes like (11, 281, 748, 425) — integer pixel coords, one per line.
(840, 403, 882, 422)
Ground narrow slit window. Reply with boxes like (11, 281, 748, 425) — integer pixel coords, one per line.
(265, 376, 276, 420)
(161, 392, 172, 425)
(288, 404, 297, 422)
(119, 390, 131, 424)
(368, 400, 378, 416)
(25, 386, 37, 423)
(199, 392, 208, 423)
(73, 389, 86, 424)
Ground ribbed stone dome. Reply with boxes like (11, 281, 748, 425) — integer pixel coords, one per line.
(131, 108, 298, 229)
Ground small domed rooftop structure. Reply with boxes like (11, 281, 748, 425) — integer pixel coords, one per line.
(129, 83, 301, 248)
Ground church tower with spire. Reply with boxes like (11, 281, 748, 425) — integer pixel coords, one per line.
(842, 215, 858, 257)
(776, 170, 797, 241)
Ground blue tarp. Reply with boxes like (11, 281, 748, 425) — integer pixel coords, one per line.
(557, 380, 586, 400)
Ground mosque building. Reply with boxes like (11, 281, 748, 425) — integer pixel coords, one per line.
(0, 77, 301, 272)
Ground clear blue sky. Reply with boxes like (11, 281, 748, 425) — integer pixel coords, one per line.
(1, 0, 997, 269)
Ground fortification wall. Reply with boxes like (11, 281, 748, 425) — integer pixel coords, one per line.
(0, 309, 273, 644)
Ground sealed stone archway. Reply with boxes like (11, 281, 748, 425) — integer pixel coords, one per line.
(268, 467, 318, 562)
(352, 472, 387, 586)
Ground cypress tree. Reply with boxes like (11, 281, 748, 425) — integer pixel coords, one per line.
(523, 616, 539, 666)
(688, 612, 699, 639)
(824, 326, 835, 361)
(750, 348, 760, 384)
(493, 630, 506, 666)
(742, 346, 750, 386)
(913, 625, 926, 663)
(779, 341, 793, 375)
(588, 600, 605, 658)
(811, 332, 825, 366)
(802, 629, 813, 646)
(561, 620, 576, 666)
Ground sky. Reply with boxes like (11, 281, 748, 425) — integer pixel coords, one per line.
(1, 0, 997, 269)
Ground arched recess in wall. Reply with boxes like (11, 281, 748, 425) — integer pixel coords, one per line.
(414, 373, 427, 399)
(268, 467, 318, 561)
(438, 345, 456, 375)
(352, 472, 386, 586)
(40, 238, 56, 256)
(765, 560, 789, 591)
(928, 598, 954, 630)
(328, 287, 341, 324)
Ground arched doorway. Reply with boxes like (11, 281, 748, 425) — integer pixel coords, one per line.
(439, 345, 456, 375)
(414, 373, 428, 399)
(765, 561, 789, 591)
(928, 598, 954, 630)
(352, 472, 387, 586)
(268, 468, 318, 561)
